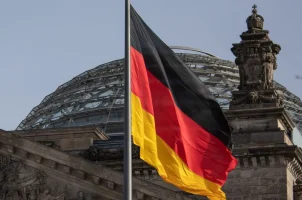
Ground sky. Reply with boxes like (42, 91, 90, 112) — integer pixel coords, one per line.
(0, 1, 302, 143)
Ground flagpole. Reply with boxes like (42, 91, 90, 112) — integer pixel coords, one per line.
(123, 0, 132, 199)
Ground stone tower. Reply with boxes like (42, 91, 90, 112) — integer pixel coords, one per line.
(224, 5, 302, 200)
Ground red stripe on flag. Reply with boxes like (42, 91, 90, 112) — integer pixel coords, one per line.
(131, 47, 237, 185)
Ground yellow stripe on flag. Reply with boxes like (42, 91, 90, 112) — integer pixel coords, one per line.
(131, 93, 226, 200)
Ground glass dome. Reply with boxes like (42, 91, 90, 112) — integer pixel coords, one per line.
(17, 47, 302, 135)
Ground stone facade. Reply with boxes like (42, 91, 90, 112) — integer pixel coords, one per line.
(222, 146, 302, 199)
(0, 130, 193, 200)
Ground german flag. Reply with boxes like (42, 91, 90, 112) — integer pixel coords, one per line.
(130, 6, 237, 200)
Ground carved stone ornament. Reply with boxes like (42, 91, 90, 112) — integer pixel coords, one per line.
(0, 154, 50, 200)
(81, 144, 140, 161)
(0, 154, 102, 200)
(230, 90, 283, 106)
(246, 4, 264, 30)
(231, 5, 281, 92)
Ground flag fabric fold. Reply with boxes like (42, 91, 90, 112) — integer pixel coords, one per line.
(130, 5, 237, 200)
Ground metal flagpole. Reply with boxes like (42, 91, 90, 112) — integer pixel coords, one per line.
(123, 0, 132, 199)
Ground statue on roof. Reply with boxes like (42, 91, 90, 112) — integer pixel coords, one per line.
(232, 5, 281, 91)
(230, 5, 282, 107)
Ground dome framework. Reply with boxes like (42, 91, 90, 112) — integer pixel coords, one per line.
(17, 47, 302, 135)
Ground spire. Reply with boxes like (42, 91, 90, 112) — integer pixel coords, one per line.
(252, 4, 257, 12)
(246, 4, 264, 30)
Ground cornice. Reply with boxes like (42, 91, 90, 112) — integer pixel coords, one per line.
(12, 125, 109, 141)
(93, 144, 302, 179)
(232, 145, 302, 178)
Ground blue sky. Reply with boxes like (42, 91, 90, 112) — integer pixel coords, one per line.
(0, 1, 301, 140)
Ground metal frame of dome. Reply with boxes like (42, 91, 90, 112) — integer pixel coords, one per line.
(16, 46, 302, 135)
(169, 46, 217, 57)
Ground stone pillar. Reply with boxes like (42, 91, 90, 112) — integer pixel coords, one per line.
(223, 5, 302, 200)
(227, 4, 293, 145)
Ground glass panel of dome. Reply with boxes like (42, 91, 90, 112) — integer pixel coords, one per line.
(75, 88, 86, 94)
(83, 93, 92, 100)
(114, 99, 124, 105)
(209, 76, 223, 83)
(196, 63, 206, 67)
(52, 111, 62, 120)
(199, 77, 208, 82)
(208, 87, 215, 93)
(99, 90, 113, 97)
(47, 121, 64, 128)
(98, 86, 106, 91)
(84, 102, 101, 109)
(34, 117, 43, 124)
(73, 114, 106, 126)
(102, 102, 109, 107)
(62, 106, 73, 115)
(63, 97, 71, 103)
(78, 107, 85, 112)
(106, 80, 120, 85)
(79, 101, 106, 110)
